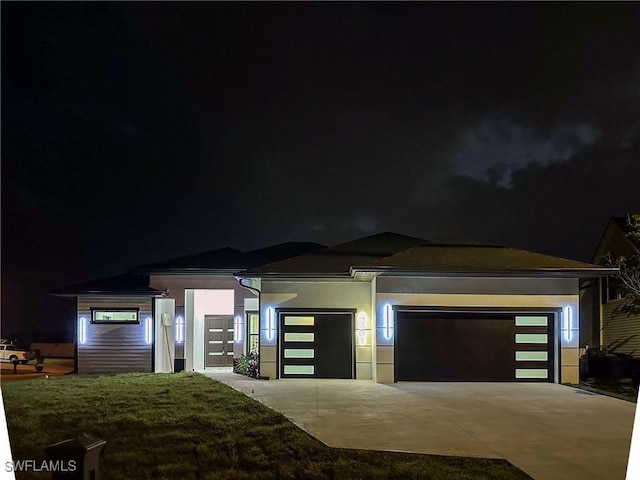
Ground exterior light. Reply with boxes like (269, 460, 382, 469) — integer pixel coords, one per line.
(384, 304, 393, 340)
(563, 306, 572, 342)
(267, 307, 275, 341)
(357, 312, 367, 346)
(175, 316, 184, 343)
(79, 317, 86, 344)
(145, 317, 152, 344)
(234, 316, 241, 342)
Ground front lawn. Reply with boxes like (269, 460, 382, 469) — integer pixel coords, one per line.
(2, 372, 531, 479)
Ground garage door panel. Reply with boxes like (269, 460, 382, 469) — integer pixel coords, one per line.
(280, 312, 353, 379)
(396, 311, 554, 382)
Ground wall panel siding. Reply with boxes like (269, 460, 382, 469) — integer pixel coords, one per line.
(603, 299, 640, 355)
(78, 296, 153, 374)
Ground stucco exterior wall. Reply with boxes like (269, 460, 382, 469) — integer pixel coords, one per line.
(375, 276, 580, 384)
(260, 280, 373, 380)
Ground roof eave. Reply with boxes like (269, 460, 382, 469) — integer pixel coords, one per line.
(236, 272, 353, 279)
(51, 290, 166, 297)
(134, 268, 245, 276)
(350, 266, 619, 278)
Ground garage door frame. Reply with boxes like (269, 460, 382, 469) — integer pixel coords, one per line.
(277, 308, 356, 379)
(393, 306, 561, 383)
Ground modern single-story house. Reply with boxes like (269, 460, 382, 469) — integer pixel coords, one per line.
(53, 232, 616, 384)
(580, 217, 640, 356)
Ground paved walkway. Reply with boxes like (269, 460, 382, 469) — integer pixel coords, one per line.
(203, 372, 636, 480)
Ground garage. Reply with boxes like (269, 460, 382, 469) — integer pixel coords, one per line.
(395, 309, 556, 382)
(279, 311, 354, 379)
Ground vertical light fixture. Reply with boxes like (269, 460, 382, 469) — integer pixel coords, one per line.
(563, 306, 572, 342)
(145, 317, 153, 344)
(384, 304, 392, 340)
(175, 316, 184, 343)
(234, 316, 241, 342)
(267, 307, 274, 341)
(357, 312, 367, 346)
(79, 317, 86, 344)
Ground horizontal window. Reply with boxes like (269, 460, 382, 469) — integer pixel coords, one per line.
(284, 333, 315, 342)
(284, 365, 314, 375)
(284, 349, 315, 359)
(91, 310, 138, 323)
(515, 316, 548, 327)
(515, 334, 548, 344)
(284, 316, 315, 326)
(515, 351, 548, 362)
(515, 368, 548, 379)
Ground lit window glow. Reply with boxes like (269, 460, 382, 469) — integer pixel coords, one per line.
(145, 317, 152, 344)
(79, 317, 86, 344)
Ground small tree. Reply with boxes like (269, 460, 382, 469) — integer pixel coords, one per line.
(604, 214, 640, 314)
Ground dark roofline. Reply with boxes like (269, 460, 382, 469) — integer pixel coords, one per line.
(52, 290, 165, 297)
(237, 266, 618, 279)
(49, 273, 165, 297)
(350, 266, 619, 278)
(133, 268, 243, 276)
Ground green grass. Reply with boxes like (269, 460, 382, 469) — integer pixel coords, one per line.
(2, 372, 531, 479)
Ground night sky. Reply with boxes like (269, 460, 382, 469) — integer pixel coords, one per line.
(2, 3, 640, 336)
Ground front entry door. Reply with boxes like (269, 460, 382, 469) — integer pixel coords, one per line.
(205, 315, 234, 367)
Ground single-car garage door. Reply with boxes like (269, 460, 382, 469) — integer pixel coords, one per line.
(395, 310, 555, 382)
(280, 311, 354, 379)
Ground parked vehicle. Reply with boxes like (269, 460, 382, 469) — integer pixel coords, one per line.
(0, 342, 30, 364)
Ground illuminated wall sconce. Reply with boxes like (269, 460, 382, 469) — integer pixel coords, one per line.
(175, 316, 185, 343)
(383, 304, 393, 340)
(267, 307, 275, 341)
(357, 312, 367, 346)
(79, 317, 86, 344)
(563, 306, 572, 342)
(145, 317, 153, 344)
(234, 316, 241, 342)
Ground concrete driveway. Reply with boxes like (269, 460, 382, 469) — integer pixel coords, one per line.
(205, 372, 636, 480)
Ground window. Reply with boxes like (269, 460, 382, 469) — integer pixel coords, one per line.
(246, 311, 259, 354)
(91, 308, 139, 324)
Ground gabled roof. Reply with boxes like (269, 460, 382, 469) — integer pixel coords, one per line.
(130, 242, 325, 275)
(241, 232, 430, 276)
(358, 244, 615, 277)
(50, 274, 164, 297)
(240, 233, 616, 278)
(131, 247, 263, 274)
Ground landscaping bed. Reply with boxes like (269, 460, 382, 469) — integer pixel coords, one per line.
(1, 372, 531, 479)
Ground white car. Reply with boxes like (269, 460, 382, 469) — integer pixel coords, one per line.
(0, 344, 30, 364)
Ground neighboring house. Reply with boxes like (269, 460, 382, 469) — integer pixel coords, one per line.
(582, 217, 640, 356)
(53, 232, 614, 384)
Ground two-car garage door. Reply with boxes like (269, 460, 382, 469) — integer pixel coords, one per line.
(395, 310, 556, 382)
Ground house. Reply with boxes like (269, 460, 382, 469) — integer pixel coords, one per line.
(581, 217, 640, 356)
(52, 243, 323, 374)
(53, 232, 615, 384)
